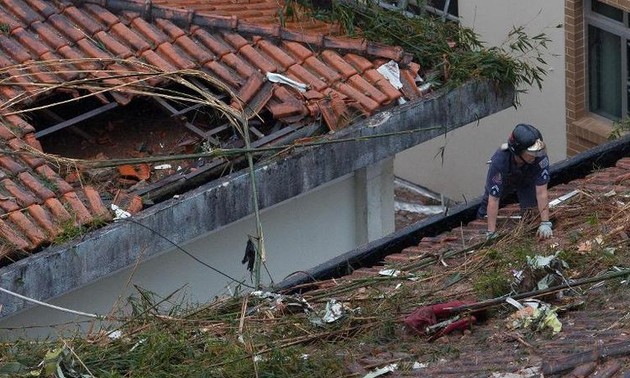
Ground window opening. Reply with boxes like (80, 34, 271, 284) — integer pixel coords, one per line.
(586, 0, 630, 120)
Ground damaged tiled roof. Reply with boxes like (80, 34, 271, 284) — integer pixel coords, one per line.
(293, 157, 630, 377)
(153, 0, 344, 34)
(0, 0, 424, 261)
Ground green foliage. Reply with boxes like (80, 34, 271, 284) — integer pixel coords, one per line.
(311, 1, 551, 103)
(610, 117, 630, 139)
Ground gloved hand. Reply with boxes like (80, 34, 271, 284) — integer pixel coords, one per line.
(485, 231, 497, 241)
(537, 221, 553, 239)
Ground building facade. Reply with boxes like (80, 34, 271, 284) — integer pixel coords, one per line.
(566, 0, 630, 154)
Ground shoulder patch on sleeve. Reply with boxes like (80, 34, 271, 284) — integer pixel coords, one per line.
(492, 172, 502, 185)
(539, 156, 549, 169)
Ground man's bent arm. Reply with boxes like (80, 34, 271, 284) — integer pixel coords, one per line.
(486, 195, 500, 232)
(536, 184, 550, 222)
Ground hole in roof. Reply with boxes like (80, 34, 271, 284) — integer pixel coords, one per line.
(25, 82, 284, 197)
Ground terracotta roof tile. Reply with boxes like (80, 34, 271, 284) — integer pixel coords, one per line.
(194, 13, 238, 30)
(256, 40, 296, 70)
(235, 72, 265, 106)
(63, 6, 105, 36)
(5, 115, 35, 136)
(282, 41, 314, 63)
(62, 191, 93, 225)
(0, 35, 32, 62)
(74, 38, 111, 60)
(11, 27, 48, 57)
(173, 34, 214, 65)
(44, 197, 74, 225)
(7, 138, 45, 169)
(94, 30, 134, 58)
(244, 80, 275, 117)
(156, 43, 196, 70)
(129, 16, 170, 47)
(240, 44, 276, 73)
(344, 53, 373, 74)
(287, 64, 326, 92)
(347, 74, 389, 105)
(3, 0, 43, 26)
(35, 165, 73, 194)
(0, 125, 14, 141)
(399, 67, 420, 100)
(2, 178, 38, 208)
(282, 29, 325, 48)
(0, 155, 26, 175)
(323, 36, 367, 53)
(336, 82, 379, 113)
(203, 60, 242, 89)
(154, 18, 186, 41)
(304, 55, 342, 83)
(27, 204, 62, 237)
(82, 3, 119, 29)
(192, 28, 234, 58)
(30, 21, 68, 52)
(17, 171, 55, 201)
(0, 218, 30, 250)
(222, 32, 249, 50)
(321, 50, 358, 79)
(236, 20, 281, 38)
(222, 52, 257, 77)
(364, 68, 403, 102)
(83, 186, 111, 220)
(110, 22, 152, 53)
(39, 51, 78, 81)
(8, 210, 46, 246)
(0, 195, 20, 213)
(0, 8, 22, 34)
(47, 13, 86, 42)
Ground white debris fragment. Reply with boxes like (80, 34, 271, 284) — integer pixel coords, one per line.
(412, 362, 428, 369)
(266, 72, 308, 92)
(154, 164, 172, 170)
(379, 269, 401, 277)
(549, 189, 580, 208)
(377, 60, 403, 90)
(363, 363, 398, 378)
(110, 204, 131, 220)
(107, 330, 123, 340)
(322, 299, 345, 323)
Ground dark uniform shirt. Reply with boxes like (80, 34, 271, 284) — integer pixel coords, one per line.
(477, 148, 550, 218)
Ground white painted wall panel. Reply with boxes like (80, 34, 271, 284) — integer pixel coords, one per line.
(395, 0, 566, 200)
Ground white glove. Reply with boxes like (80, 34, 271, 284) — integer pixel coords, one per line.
(485, 230, 497, 241)
(537, 221, 553, 239)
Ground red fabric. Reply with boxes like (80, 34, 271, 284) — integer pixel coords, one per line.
(404, 300, 474, 336)
(404, 306, 437, 335)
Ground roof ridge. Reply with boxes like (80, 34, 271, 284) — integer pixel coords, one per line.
(71, 0, 413, 64)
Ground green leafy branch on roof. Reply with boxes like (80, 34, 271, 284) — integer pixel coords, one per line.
(305, 0, 553, 103)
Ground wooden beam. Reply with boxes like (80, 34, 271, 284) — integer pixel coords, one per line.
(34, 102, 118, 138)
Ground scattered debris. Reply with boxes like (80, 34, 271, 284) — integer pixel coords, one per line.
(506, 298, 562, 335)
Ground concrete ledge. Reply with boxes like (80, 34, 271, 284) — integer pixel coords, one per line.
(0, 79, 514, 318)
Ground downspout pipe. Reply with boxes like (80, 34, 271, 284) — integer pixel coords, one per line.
(273, 133, 630, 293)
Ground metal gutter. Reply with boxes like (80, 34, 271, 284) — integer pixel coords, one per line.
(273, 133, 630, 292)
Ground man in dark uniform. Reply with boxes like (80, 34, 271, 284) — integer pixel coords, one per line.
(478, 123, 553, 240)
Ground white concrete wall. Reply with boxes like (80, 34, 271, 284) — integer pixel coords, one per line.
(395, 0, 566, 200)
(0, 174, 364, 339)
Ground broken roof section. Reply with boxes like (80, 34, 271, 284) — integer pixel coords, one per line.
(0, 0, 426, 263)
